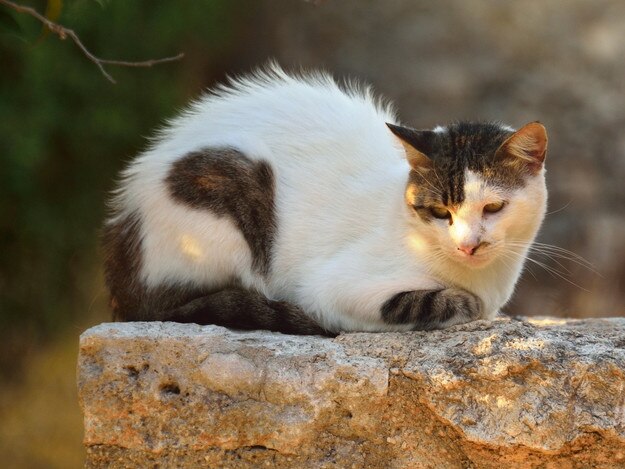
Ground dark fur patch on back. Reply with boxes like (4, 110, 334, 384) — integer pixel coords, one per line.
(103, 151, 328, 334)
(406, 122, 526, 217)
(166, 148, 276, 275)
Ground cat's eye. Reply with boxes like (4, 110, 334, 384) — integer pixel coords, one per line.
(429, 206, 451, 219)
(483, 201, 506, 214)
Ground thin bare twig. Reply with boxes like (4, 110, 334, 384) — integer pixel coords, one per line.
(0, 0, 184, 83)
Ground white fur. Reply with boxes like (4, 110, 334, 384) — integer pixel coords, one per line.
(109, 65, 547, 332)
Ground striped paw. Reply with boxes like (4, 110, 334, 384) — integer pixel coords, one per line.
(381, 287, 483, 330)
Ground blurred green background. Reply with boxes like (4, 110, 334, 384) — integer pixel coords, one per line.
(1, 0, 624, 466)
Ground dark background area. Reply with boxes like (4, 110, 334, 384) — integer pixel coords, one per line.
(1, 0, 624, 466)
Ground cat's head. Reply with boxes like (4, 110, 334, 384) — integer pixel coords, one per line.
(388, 121, 548, 269)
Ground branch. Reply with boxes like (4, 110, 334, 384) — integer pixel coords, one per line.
(0, 0, 184, 84)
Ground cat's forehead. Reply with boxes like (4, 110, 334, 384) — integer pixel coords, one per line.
(410, 167, 510, 207)
(433, 122, 513, 166)
(418, 123, 525, 205)
(461, 170, 507, 205)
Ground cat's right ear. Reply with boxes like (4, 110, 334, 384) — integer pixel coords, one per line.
(495, 122, 548, 174)
(386, 123, 434, 171)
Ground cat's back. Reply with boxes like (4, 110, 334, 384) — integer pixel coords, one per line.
(105, 66, 404, 315)
(141, 65, 397, 170)
(115, 65, 403, 243)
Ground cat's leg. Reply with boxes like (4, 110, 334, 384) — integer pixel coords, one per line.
(380, 288, 482, 330)
(159, 288, 334, 336)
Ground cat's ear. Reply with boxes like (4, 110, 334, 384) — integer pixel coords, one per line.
(495, 122, 548, 174)
(386, 123, 435, 170)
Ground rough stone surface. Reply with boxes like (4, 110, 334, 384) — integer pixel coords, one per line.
(78, 318, 625, 468)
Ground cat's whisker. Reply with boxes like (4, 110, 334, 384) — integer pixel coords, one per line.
(431, 169, 444, 188)
(416, 173, 443, 197)
(525, 257, 591, 292)
(516, 240, 588, 260)
(498, 250, 538, 279)
(530, 249, 597, 274)
(425, 249, 454, 271)
(498, 251, 533, 278)
(502, 247, 590, 291)
(424, 248, 448, 265)
(524, 248, 574, 275)
(506, 239, 595, 266)
(530, 242, 592, 263)
(536, 254, 572, 275)
(545, 200, 572, 216)
(505, 240, 598, 273)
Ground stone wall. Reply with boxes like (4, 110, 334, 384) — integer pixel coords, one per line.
(78, 318, 625, 468)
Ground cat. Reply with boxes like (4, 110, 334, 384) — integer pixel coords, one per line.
(103, 64, 548, 336)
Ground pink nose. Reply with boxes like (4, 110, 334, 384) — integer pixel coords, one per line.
(457, 243, 480, 256)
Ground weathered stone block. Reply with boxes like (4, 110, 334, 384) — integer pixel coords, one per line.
(78, 318, 625, 468)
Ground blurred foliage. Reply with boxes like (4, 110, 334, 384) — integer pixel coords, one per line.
(0, 0, 260, 378)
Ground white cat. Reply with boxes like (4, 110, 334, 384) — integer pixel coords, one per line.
(103, 65, 548, 335)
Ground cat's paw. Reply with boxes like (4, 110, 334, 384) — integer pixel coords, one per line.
(424, 287, 483, 330)
(383, 287, 484, 330)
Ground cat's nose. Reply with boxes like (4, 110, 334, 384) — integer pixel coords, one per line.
(457, 242, 484, 256)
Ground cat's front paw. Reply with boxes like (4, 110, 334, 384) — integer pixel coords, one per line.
(421, 287, 483, 330)
(381, 287, 484, 330)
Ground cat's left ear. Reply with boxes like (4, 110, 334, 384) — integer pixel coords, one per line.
(386, 123, 435, 171)
(496, 122, 548, 174)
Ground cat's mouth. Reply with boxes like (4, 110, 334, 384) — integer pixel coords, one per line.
(452, 246, 496, 268)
